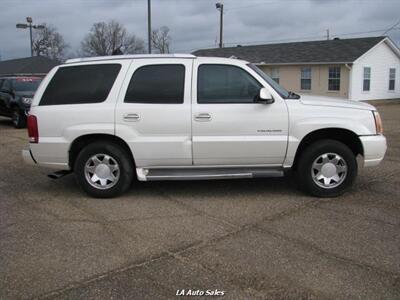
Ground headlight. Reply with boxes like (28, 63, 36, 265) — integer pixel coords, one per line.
(21, 97, 33, 105)
(373, 111, 383, 134)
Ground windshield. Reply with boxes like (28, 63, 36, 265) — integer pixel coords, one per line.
(247, 64, 290, 99)
(12, 78, 41, 92)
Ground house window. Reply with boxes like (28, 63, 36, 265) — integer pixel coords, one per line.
(271, 68, 279, 84)
(300, 67, 311, 90)
(389, 68, 396, 91)
(363, 67, 371, 91)
(328, 66, 340, 91)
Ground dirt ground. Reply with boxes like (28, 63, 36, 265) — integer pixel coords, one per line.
(1, 100, 399, 299)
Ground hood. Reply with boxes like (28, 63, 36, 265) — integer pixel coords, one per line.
(14, 91, 35, 98)
(299, 95, 375, 111)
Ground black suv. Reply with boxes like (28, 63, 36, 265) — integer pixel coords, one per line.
(0, 76, 42, 128)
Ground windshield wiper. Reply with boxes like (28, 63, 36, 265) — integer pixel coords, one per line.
(287, 91, 301, 99)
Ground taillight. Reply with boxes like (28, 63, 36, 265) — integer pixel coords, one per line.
(27, 115, 39, 143)
(373, 111, 383, 134)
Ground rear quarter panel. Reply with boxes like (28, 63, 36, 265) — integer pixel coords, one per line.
(29, 60, 131, 169)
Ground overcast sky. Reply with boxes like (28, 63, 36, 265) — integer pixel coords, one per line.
(1, 0, 399, 60)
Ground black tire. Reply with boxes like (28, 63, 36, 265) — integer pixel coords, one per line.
(296, 139, 357, 197)
(12, 107, 26, 128)
(74, 142, 134, 198)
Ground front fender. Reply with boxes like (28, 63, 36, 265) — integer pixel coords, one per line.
(283, 114, 376, 167)
(291, 117, 374, 137)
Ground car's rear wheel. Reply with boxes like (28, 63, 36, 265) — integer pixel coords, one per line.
(12, 107, 26, 128)
(296, 139, 357, 197)
(74, 142, 134, 198)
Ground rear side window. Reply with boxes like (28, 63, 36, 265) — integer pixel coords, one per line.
(40, 64, 121, 105)
(124, 64, 185, 104)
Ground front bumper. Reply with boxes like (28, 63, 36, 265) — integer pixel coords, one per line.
(22, 148, 36, 166)
(359, 135, 387, 167)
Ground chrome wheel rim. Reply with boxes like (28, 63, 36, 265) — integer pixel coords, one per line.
(311, 153, 347, 189)
(84, 154, 120, 190)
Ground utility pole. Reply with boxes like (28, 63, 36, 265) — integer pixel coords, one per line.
(16, 17, 45, 57)
(326, 29, 330, 40)
(216, 3, 223, 48)
(147, 0, 152, 54)
(28, 17, 33, 56)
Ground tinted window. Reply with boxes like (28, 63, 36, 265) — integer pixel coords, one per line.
(124, 64, 185, 104)
(2, 80, 11, 91)
(198, 64, 262, 103)
(40, 64, 121, 105)
(12, 78, 41, 92)
(247, 64, 289, 98)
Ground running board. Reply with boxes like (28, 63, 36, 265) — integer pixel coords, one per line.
(136, 167, 284, 181)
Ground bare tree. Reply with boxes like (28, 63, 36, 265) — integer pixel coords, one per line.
(81, 20, 145, 56)
(151, 26, 171, 54)
(33, 24, 68, 61)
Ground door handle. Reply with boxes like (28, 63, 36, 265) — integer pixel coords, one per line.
(123, 113, 140, 122)
(194, 113, 212, 122)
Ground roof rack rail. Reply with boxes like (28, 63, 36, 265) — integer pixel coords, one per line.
(65, 54, 196, 64)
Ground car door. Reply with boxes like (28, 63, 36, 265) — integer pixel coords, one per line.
(192, 60, 289, 166)
(115, 58, 193, 167)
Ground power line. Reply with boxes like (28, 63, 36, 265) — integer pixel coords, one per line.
(180, 27, 400, 53)
(223, 34, 326, 46)
(225, 0, 400, 12)
(382, 19, 400, 35)
(330, 27, 400, 38)
(225, 1, 278, 11)
(222, 27, 400, 46)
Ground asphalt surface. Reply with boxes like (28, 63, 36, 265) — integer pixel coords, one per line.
(1, 100, 400, 299)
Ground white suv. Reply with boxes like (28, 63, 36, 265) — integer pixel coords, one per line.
(22, 54, 387, 198)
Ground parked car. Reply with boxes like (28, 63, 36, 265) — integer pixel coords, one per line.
(22, 54, 387, 198)
(0, 76, 42, 128)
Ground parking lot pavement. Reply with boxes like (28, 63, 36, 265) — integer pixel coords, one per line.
(1, 100, 400, 299)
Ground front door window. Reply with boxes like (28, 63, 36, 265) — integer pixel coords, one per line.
(197, 64, 262, 104)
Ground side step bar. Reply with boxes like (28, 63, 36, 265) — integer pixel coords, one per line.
(137, 167, 284, 181)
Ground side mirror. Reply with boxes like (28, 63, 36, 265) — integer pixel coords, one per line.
(257, 87, 274, 104)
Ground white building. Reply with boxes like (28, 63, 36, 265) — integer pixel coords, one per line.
(194, 37, 400, 101)
(350, 37, 400, 100)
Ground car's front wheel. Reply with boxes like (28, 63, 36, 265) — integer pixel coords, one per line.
(296, 139, 357, 197)
(74, 142, 134, 198)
